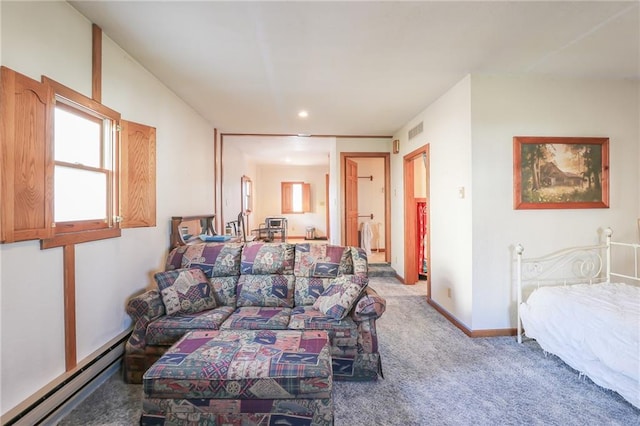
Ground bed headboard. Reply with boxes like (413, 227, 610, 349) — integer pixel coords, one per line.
(515, 227, 640, 343)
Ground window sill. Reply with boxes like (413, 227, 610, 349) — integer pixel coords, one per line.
(40, 228, 121, 249)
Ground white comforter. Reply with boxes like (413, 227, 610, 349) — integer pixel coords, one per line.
(520, 282, 640, 408)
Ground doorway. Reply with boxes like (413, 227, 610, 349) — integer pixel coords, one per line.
(341, 152, 391, 263)
(403, 145, 430, 289)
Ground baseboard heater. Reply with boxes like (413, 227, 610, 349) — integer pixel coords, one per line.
(1, 329, 132, 426)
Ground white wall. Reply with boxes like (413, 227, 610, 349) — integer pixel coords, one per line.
(390, 73, 639, 332)
(470, 74, 640, 330)
(0, 1, 216, 414)
(254, 165, 329, 238)
(391, 76, 474, 326)
(221, 141, 257, 227)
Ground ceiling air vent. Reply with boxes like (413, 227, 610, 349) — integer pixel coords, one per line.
(408, 121, 423, 140)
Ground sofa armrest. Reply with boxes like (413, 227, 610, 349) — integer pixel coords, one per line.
(352, 286, 386, 321)
(125, 290, 165, 354)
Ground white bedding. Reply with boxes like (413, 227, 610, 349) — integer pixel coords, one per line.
(520, 282, 640, 408)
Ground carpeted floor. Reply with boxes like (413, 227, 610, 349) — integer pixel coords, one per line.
(57, 277, 639, 425)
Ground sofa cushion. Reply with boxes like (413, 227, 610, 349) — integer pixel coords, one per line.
(294, 276, 332, 306)
(294, 243, 353, 277)
(180, 242, 243, 277)
(288, 306, 358, 348)
(313, 275, 368, 320)
(350, 246, 368, 277)
(165, 245, 189, 271)
(221, 307, 291, 330)
(155, 268, 217, 316)
(146, 306, 235, 346)
(143, 330, 332, 400)
(240, 242, 295, 275)
(237, 275, 295, 308)
(209, 276, 239, 307)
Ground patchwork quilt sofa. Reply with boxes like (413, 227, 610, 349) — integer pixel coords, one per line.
(124, 241, 386, 384)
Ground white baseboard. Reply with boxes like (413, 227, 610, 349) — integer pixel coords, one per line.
(2, 329, 130, 426)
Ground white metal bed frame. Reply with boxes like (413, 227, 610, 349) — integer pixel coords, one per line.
(516, 227, 640, 343)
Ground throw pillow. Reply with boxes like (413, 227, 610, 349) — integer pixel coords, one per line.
(154, 268, 216, 316)
(313, 275, 368, 320)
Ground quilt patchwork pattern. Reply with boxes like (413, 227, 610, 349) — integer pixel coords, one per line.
(126, 290, 165, 353)
(164, 245, 189, 271)
(351, 286, 387, 321)
(288, 306, 358, 348)
(221, 307, 292, 330)
(332, 353, 381, 381)
(237, 275, 295, 307)
(209, 276, 240, 307)
(350, 246, 368, 277)
(143, 330, 332, 400)
(294, 276, 333, 306)
(313, 275, 369, 320)
(240, 242, 295, 275)
(154, 268, 217, 316)
(141, 397, 333, 426)
(294, 243, 353, 277)
(146, 307, 235, 346)
(180, 242, 243, 277)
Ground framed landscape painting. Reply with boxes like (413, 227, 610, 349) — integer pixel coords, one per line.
(513, 136, 609, 209)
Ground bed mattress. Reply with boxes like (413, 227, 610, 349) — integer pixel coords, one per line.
(520, 282, 640, 408)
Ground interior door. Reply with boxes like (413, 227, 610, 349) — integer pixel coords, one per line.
(345, 158, 359, 246)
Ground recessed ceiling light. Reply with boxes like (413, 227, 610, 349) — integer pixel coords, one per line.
(298, 110, 308, 118)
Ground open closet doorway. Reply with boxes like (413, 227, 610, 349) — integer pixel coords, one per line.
(403, 145, 430, 289)
(341, 153, 391, 264)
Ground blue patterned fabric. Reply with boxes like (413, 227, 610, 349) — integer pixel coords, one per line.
(350, 246, 368, 277)
(181, 242, 243, 277)
(146, 307, 235, 346)
(125, 290, 165, 353)
(294, 276, 333, 306)
(143, 330, 332, 399)
(125, 242, 384, 386)
(209, 275, 239, 307)
(237, 274, 295, 307)
(154, 268, 217, 315)
(288, 306, 358, 348)
(294, 243, 353, 277)
(141, 397, 333, 426)
(241, 242, 295, 275)
(313, 275, 369, 320)
(221, 307, 292, 330)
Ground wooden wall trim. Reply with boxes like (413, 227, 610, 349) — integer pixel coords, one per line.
(63, 245, 76, 370)
(92, 24, 102, 103)
(221, 132, 392, 139)
(213, 128, 218, 232)
(41, 228, 121, 249)
(428, 298, 516, 337)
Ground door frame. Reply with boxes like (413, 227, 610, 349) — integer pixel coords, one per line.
(403, 144, 430, 290)
(340, 152, 391, 263)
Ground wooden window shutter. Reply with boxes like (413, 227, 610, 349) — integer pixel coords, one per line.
(0, 66, 55, 243)
(302, 183, 311, 212)
(281, 182, 292, 214)
(120, 119, 156, 228)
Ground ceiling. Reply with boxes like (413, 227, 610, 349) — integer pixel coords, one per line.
(69, 1, 639, 164)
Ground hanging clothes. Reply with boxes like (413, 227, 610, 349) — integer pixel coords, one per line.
(360, 221, 373, 256)
(417, 201, 428, 275)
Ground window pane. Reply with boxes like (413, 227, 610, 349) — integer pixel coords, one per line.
(292, 183, 302, 212)
(55, 166, 107, 222)
(55, 106, 101, 167)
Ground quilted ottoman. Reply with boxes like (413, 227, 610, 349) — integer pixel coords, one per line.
(140, 329, 333, 425)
